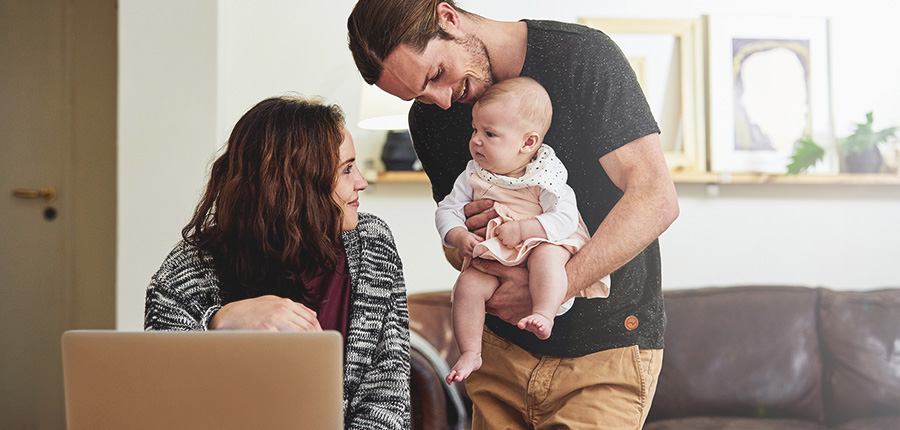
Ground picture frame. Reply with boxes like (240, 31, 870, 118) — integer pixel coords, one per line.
(705, 15, 833, 173)
(579, 18, 707, 173)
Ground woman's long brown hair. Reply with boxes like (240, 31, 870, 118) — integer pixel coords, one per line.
(182, 96, 345, 305)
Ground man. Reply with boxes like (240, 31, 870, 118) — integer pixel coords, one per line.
(348, 1, 679, 428)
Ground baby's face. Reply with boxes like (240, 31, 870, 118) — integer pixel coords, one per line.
(469, 102, 532, 176)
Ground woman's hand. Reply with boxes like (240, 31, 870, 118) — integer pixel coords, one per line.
(208, 295, 322, 332)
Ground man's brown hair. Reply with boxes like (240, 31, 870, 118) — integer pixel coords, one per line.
(183, 96, 346, 306)
(347, 0, 468, 84)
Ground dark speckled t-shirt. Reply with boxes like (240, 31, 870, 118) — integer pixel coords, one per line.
(409, 19, 665, 357)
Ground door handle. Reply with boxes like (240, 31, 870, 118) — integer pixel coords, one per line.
(12, 187, 57, 202)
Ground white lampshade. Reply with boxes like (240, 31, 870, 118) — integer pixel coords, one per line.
(357, 82, 413, 130)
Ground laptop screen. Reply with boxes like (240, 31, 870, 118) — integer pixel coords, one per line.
(62, 330, 343, 430)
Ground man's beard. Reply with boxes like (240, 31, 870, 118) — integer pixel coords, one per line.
(455, 34, 494, 102)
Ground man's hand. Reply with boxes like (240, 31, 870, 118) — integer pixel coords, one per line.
(463, 199, 497, 237)
(208, 295, 322, 332)
(494, 221, 522, 249)
(472, 259, 532, 324)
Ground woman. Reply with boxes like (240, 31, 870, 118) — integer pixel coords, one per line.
(144, 96, 410, 430)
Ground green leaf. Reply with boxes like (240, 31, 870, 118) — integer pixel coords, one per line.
(841, 112, 899, 154)
(873, 126, 899, 144)
(786, 136, 826, 175)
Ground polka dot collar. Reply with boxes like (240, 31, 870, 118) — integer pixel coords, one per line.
(474, 144, 568, 206)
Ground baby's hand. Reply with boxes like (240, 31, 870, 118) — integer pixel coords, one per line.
(446, 227, 482, 257)
(495, 221, 523, 249)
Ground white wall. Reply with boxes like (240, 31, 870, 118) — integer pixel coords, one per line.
(117, 0, 900, 329)
(663, 184, 900, 289)
(467, 0, 900, 130)
(117, 0, 220, 330)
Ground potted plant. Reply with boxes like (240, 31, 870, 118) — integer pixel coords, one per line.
(787, 112, 898, 175)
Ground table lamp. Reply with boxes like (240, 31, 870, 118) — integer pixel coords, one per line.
(357, 83, 419, 171)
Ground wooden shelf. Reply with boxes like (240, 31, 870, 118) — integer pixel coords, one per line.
(671, 172, 900, 185)
(375, 170, 900, 185)
(375, 171, 430, 183)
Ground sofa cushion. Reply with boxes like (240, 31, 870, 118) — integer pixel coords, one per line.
(644, 416, 828, 430)
(834, 416, 900, 430)
(820, 289, 900, 424)
(649, 286, 825, 422)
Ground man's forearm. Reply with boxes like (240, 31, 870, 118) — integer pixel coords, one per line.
(565, 183, 678, 298)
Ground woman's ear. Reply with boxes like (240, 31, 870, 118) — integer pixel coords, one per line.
(436, 2, 462, 34)
(521, 133, 540, 153)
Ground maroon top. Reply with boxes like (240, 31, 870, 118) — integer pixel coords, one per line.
(304, 251, 351, 342)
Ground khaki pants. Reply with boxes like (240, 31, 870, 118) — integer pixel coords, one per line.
(466, 328, 663, 430)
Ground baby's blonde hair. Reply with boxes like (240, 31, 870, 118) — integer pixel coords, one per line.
(476, 77, 553, 138)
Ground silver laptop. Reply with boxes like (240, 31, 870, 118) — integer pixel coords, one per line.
(62, 330, 343, 430)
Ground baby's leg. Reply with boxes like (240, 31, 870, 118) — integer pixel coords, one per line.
(447, 266, 499, 385)
(518, 243, 571, 340)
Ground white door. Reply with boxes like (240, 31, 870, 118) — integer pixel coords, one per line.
(0, 0, 116, 427)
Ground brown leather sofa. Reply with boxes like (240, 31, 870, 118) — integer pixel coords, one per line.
(407, 286, 900, 430)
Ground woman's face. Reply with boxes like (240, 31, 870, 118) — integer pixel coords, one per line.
(333, 127, 368, 231)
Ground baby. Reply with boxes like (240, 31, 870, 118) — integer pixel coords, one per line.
(435, 77, 610, 384)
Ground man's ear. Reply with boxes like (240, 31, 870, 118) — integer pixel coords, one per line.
(521, 133, 540, 153)
(436, 2, 462, 34)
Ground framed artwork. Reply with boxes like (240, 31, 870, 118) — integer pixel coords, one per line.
(579, 18, 707, 173)
(705, 15, 834, 173)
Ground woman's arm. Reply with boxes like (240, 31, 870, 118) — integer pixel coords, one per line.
(144, 243, 223, 331)
(346, 224, 411, 430)
(209, 296, 321, 331)
(144, 242, 320, 332)
(347, 284, 411, 430)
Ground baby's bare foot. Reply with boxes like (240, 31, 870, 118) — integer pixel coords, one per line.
(517, 313, 554, 340)
(446, 351, 483, 385)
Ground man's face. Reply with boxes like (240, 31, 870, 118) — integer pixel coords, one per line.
(375, 35, 493, 110)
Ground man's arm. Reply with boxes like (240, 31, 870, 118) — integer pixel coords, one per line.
(566, 133, 679, 294)
(479, 133, 679, 323)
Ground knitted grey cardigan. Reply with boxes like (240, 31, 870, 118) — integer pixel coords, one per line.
(144, 213, 411, 430)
